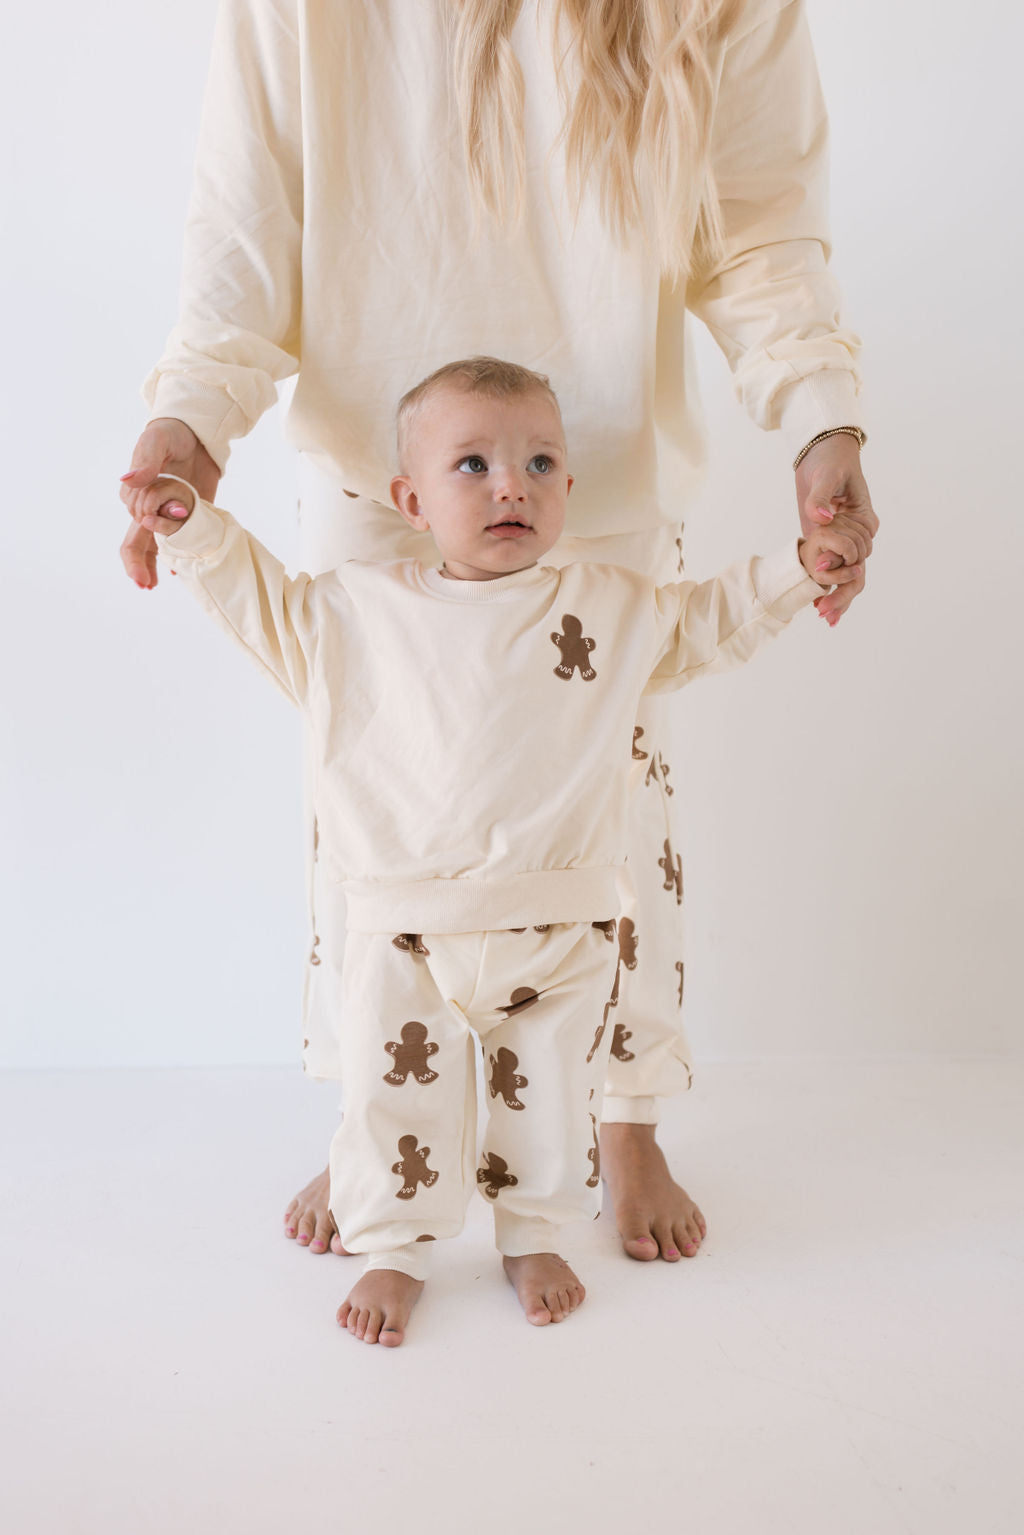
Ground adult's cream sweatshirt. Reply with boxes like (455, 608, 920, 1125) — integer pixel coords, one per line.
(156, 497, 821, 933)
(144, 0, 864, 540)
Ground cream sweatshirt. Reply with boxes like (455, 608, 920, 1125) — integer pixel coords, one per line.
(144, 0, 864, 537)
(156, 498, 821, 932)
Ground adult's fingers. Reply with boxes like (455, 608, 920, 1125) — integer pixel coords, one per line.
(120, 520, 161, 590)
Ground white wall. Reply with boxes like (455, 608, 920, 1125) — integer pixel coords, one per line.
(2, 2, 1021, 1067)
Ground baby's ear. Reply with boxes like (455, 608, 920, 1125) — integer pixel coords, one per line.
(391, 475, 428, 529)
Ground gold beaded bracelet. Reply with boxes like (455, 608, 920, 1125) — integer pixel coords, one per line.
(792, 425, 866, 471)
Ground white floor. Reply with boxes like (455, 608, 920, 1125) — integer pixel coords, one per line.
(2, 1058, 1021, 1535)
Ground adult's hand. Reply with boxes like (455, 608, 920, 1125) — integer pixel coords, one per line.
(795, 433, 878, 627)
(119, 419, 221, 589)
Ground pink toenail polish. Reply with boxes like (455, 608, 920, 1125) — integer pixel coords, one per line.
(285, 1226, 295, 1235)
(311, 1241, 324, 1251)
(667, 1249, 679, 1256)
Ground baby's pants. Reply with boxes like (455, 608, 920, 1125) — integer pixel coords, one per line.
(297, 460, 693, 1127)
(328, 923, 621, 1280)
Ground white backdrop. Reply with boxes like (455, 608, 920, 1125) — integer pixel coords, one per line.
(2, 1, 1021, 1068)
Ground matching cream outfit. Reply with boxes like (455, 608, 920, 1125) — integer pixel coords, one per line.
(142, 0, 865, 1132)
(156, 495, 821, 1271)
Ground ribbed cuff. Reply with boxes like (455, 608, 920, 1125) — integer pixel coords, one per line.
(600, 1094, 660, 1126)
(154, 490, 228, 564)
(141, 374, 246, 475)
(775, 372, 867, 466)
(363, 1245, 433, 1283)
(492, 1210, 564, 1258)
(755, 539, 827, 616)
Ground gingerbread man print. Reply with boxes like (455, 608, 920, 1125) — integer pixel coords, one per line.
(392, 933, 430, 958)
(498, 987, 539, 1018)
(550, 615, 597, 681)
(477, 1152, 518, 1199)
(586, 1112, 601, 1188)
(632, 725, 648, 761)
(658, 837, 683, 905)
(488, 1047, 528, 1110)
(610, 1022, 635, 1062)
(391, 1135, 439, 1199)
(383, 1021, 440, 1086)
(586, 959, 621, 1063)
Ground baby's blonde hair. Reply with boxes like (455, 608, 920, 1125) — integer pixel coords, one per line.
(449, 0, 746, 283)
(396, 356, 561, 468)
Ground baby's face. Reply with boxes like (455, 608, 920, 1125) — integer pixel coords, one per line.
(391, 387, 572, 580)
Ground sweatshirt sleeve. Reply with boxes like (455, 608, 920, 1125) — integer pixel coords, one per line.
(142, 0, 303, 473)
(686, 0, 865, 462)
(644, 539, 820, 693)
(155, 492, 317, 708)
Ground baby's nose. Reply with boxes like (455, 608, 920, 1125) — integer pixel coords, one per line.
(495, 470, 527, 500)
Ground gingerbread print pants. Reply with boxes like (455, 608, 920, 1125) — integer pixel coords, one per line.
(328, 923, 621, 1280)
(297, 462, 693, 1125)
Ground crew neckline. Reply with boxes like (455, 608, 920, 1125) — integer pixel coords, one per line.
(417, 562, 554, 602)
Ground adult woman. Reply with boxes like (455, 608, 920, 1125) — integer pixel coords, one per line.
(120, 0, 876, 1266)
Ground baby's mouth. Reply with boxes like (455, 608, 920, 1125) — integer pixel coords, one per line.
(487, 517, 531, 530)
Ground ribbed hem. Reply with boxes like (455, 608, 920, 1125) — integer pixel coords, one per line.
(492, 1211, 565, 1259)
(363, 1245, 433, 1283)
(342, 867, 622, 934)
(600, 1094, 660, 1126)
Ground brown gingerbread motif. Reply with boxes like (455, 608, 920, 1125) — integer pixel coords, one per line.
(675, 960, 685, 1007)
(508, 926, 550, 933)
(676, 534, 685, 575)
(488, 1047, 528, 1110)
(550, 614, 597, 681)
(391, 1134, 439, 1199)
(392, 933, 430, 957)
(586, 959, 621, 1063)
(643, 750, 674, 796)
(632, 725, 648, 761)
(610, 1022, 635, 1061)
(591, 918, 617, 942)
(476, 1151, 518, 1199)
(498, 986, 539, 1018)
(658, 837, 683, 905)
(586, 1112, 601, 1187)
(383, 1021, 440, 1086)
(309, 934, 321, 967)
(617, 917, 638, 970)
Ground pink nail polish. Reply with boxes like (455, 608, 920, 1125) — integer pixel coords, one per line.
(667, 1249, 680, 1257)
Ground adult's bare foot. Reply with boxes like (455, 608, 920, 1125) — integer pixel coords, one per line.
(283, 1165, 350, 1255)
(503, 1253, 585, 1326)
(600, 1122, 706, 1262)
(337, 1270, 424, 1347)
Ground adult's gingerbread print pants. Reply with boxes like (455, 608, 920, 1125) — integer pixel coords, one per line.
(327, 923, 621, 1280)
(297, 465, 693, 1124)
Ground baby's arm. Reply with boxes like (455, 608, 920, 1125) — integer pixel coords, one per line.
(141, 475, 318, 708)
(646, 536, 858, 693)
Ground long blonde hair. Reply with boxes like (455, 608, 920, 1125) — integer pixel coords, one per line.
(450, 0, 746, 282)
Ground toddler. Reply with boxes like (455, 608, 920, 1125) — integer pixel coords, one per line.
(138, 357, 857, 1347)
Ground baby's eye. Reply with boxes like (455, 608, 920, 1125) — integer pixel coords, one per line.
(457, 456, 488, 474)
(528, 454, 553, 474)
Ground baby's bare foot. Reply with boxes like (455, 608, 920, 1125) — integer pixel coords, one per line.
(283, 1164, 350, 1255)
(503, 1253, 585, 1326)
(337, 1270, 424, 1347)
(600, 1122, 706, 1262)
